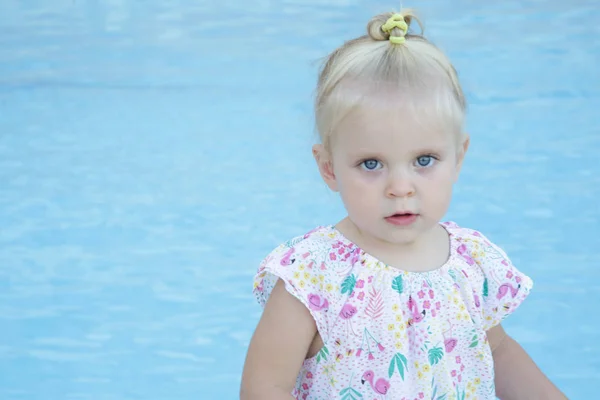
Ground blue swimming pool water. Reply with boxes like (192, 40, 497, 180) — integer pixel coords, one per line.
(0, 1, 598, 399)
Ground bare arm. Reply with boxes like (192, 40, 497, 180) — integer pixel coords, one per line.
(240, 279, 318, 400)
(487, 324, 567, 400)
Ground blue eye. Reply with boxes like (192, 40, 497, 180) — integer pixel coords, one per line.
(415, 155, 435, 167)
(361, 159, 382, 170)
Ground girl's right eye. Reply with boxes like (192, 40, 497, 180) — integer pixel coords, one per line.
(360, 159, 382, 171)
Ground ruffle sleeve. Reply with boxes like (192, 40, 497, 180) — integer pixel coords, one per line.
(456, 227, 534, 331)
(253, 230, 339, 342)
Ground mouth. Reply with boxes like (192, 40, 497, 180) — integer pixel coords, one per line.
(385, 212, 419, 226)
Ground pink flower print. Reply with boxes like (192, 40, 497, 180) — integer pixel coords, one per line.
(418, 290, 425, 299)
(338, 247, 344, 255)
(307, 261, 314, 269)
(377, 343, 385, 351)
(419, 393, 425, 399)
(368, 353, 374, 360)
(350, 291, 355, 298)
(329, 252, 337, 261)
(306, 372, 313, 379)
(435, 302, 441, 310)
(368, 276, 373, 283)
(516, 276, 522, 283)
(320, 262, 327, 270)
(302, 252, 310, 259)
(356, 279, 365, 289)
(431, 310, 436, 317)
(455, 356, 461, 364)
(506, 270, 513, 279)
(356, 348, 362, 357)
(302, 383, 309, 390)
(429, 289, 434, 299)
(332, 242, 341, 249)
(458, 375, 462, 383)
(460, 364, 465, 372)
(423, 301, 431, 309)
(357, 292, 365, 301)
(473, 231, 481, 237)
(451, 370, 457, 377)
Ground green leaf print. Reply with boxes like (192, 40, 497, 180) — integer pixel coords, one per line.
(341, 274, 357, 294)
(483, 278, 489, 297)
(470, 334, 478, 348)
(316, 346, 329, 364)
(428, 346, 444, 365)
(388, 352, 408, 380)
(392, 275, 403, 295)
(339, 387, 363, 400)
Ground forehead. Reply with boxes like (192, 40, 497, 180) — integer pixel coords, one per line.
(332, 103, 456, 155)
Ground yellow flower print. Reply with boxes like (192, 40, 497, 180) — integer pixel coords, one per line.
(293, 272, 300, 280)
(423, 364, 430, 372)
(474, 378, 481, 385)
(395, 332, 401, 339)
(388, 324, 395, 331)
(396, 315, 402, 322)
(299, 264, 305, 271)
(325, 283, 333, 292)
(395, 342, 402, 350)
(319, 275, 325, 282)
(310, 277, 318, 285)
(417, 371, 423, 379)
(303, 272, 310, 280)
(453, 297, 459, 305)
(299, 281, 306, 288)
(392, 304, 399, 312)
(459, 304, 466, 311)
(414, 361, 419, 369)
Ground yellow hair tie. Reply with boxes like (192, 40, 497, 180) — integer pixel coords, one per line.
(381, 13, 408, 44)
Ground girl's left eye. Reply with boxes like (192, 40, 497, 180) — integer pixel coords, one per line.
(415, 155, 435, 167)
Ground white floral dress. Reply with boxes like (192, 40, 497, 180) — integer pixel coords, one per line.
(253, 221, 533, 400)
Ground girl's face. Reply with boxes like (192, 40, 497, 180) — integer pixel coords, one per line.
(314, 103, 469, 249)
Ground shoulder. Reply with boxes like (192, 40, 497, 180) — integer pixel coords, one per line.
(443, 221, 510, 264)
(257, 225, 359, 273)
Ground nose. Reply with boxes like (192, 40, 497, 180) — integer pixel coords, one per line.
(385, 170, 415, 198)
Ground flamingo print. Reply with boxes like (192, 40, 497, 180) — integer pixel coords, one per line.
(280, 247, 295, 266)
(361, 370, 390, 399)
(339, 303, 359, 336)
(307, 294, 329, 311)
(407, 295, 426, 326)
(489, 265, 521, 300)
(456, 243, 475, 265)
(442, 319, 458, 353)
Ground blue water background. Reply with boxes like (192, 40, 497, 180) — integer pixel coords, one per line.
(0, 0, 598, 398)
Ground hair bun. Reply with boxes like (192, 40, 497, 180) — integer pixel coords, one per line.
(367, 10, 419, 43)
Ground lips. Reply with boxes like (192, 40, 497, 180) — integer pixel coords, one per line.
(385, 212, 418, 226)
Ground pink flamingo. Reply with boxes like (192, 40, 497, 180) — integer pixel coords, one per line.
(457, 243, 475, 265)
(443, 319, 458, 353)
(307, 294, 329, 311)
(407, 295, 426, 326)
(339, 303, 358, 336)
(489, 266, 521, 300)
(361, 370, 390, 398)
(280, 247, 295, 266)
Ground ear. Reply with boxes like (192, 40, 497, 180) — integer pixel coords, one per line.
(312, 144, 338, 192)
(454, 133, 470, 182)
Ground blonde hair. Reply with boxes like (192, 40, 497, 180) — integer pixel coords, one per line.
(315, 9, 466, 150)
